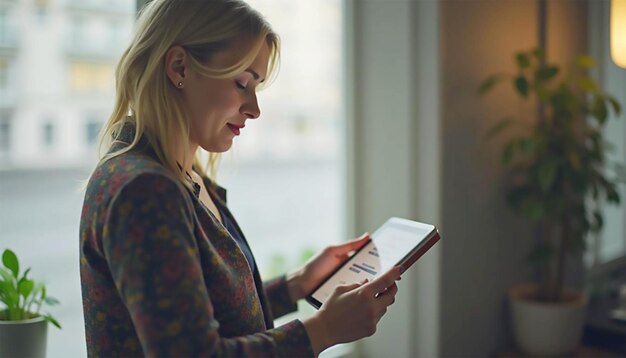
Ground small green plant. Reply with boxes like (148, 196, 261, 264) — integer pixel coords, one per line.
(0, 249, 61, 328)
(479, 48, 624, 302)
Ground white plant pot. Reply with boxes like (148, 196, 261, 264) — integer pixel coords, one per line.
(0, 315, 48, 358)
(509, 284, 588, 356)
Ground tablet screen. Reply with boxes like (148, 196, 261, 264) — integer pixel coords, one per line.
(310, 220, 435, 306)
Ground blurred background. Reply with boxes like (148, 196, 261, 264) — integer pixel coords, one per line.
(0, 0, 624, 357)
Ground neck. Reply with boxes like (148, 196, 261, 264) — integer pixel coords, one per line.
(175, 142, 198, 174)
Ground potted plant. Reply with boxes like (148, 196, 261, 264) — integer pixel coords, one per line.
(479, 48, 623, 355)
(0, 249, 61, 358)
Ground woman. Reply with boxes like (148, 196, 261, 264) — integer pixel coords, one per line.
(79, 0, 401, 356)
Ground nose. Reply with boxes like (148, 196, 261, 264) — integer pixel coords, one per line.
(241, 94, 261, 119)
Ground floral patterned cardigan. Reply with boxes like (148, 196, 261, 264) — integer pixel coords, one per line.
(79, 129, 314, 357)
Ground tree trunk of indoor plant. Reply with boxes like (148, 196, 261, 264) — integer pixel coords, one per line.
(0, 314, 48, 358)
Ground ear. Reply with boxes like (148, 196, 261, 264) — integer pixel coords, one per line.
(165, 45, 187, 88)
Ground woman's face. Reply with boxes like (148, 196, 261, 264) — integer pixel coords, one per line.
(180, 41, 270, 153)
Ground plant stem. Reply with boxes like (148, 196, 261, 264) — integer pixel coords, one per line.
(35, 300, 43, 316)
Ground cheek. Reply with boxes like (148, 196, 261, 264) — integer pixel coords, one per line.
(190, 92, 239, 136)
(212, 90, 241, 115)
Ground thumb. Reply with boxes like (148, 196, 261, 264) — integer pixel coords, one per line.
(335, 233, 370, 254)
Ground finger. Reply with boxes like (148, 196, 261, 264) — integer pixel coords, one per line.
(376, 283, 398, 306)
(334, 233, 370, 254)
(376, 307, 388, 323)
(333, 281, 362, 294)
(364, 266, 402, 294)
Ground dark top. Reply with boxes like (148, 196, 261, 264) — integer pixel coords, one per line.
(79, 125, 313, 357)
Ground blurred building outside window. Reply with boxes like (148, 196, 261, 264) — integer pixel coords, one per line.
(0, 0, 343, 357)
(0, 58, 8, 89)
(85, 118, 101, 146)
(0, 113, 9, 154)
(0, 8, 7, 43)
(42, 120, 55, 148)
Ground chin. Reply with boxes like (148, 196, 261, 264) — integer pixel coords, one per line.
(202, 141, 233, 153)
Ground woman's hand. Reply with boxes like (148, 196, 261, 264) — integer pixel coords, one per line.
(286, 233, 371, 301)
(302, 266, 402, 355)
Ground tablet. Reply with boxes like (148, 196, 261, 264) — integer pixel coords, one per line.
(306, 217, 440, 309)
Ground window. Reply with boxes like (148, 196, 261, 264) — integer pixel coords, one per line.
(0, 9, 6, 44)
(69, 62, 114, 94)
(109, 20, 124, 48)
(34, 0, 49, 23)
(42, 121, 55, 147)
(85, 119, 102, 145)
(0, 114, 10, 153)
(0, 58, 8, 90)
(0, 2, 135, 357)
(70, 16, 87, 47)
(217, 0, 344, 326)
(0, 1, 343, 357)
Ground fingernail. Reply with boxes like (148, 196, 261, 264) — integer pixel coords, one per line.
(398, 266, 405, 274)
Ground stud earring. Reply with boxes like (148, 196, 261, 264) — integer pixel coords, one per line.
(177, 81, 184, 88)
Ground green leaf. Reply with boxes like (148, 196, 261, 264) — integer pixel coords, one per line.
(575, 55, 596, 68)
(536, 87, 551, 101)
(550, 91, 573, 112)
(536, 66, 559, 81)
(518, 138, 535, 154)
(576, 77, 599, 92)
(21, 268, 31, 281)
(44, 296, 60, 306)
(526, 200, 545, 221)
(514, 76, 529, 97)
(17, 268, 32, 292)
(485, 118, 514, 140)
(592, 96, 608, 123)
(0, 281, 14, 303)
(538, 160, 558, 192)
(43, 314, 62, 329)
(18, 279, 34, 299)
(607, 96, 622, 115)
(531, 48, 545, 60)
(0, 268, 18, 309)
(2, 250, 19, 279)
(607, 187, 621, 204)
(0, 267, 15, 287)
(591, 210, 604, 232)
(502, 141, 516, 165)
(478, 74, 507, 95)
(516, 53, 531, 69)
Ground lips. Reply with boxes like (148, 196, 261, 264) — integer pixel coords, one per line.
(227, 123, 245, 136)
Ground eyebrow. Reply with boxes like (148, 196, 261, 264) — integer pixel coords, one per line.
(245, 69, 265, 83)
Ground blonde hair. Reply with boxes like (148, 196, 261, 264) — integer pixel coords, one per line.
(99, 0, 280, 186)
